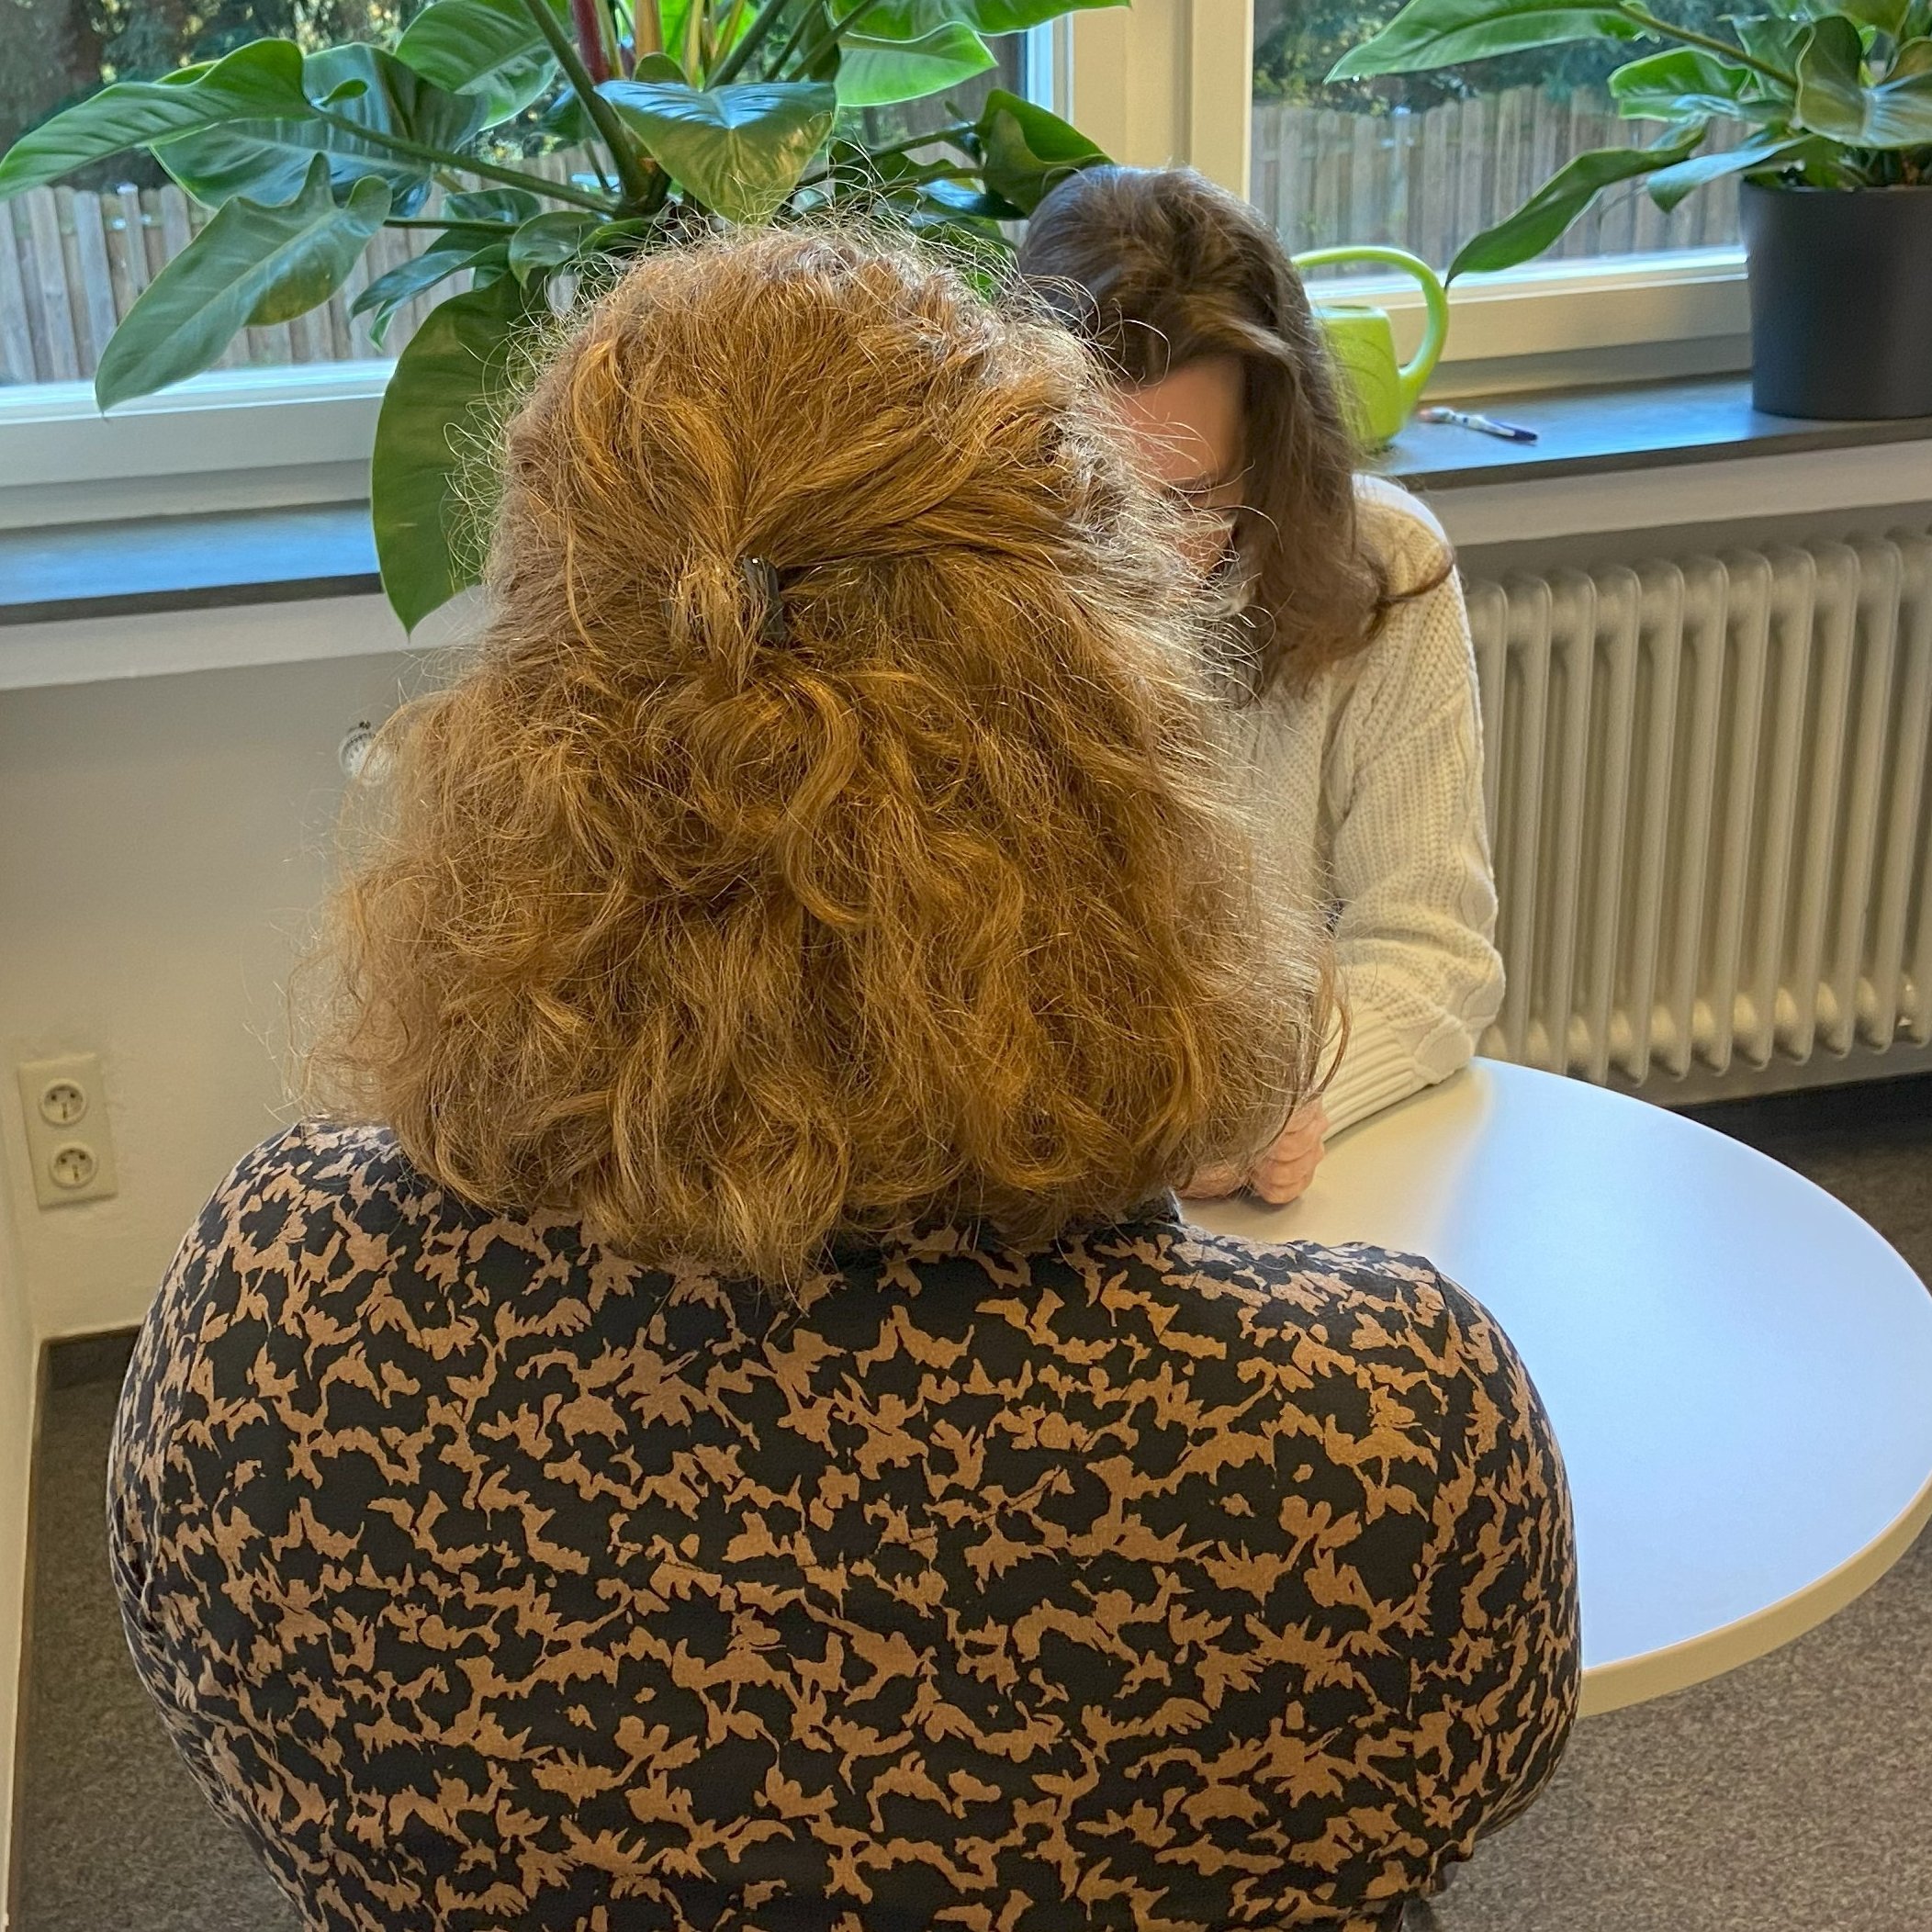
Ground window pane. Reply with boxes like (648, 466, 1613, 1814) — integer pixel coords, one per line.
(1251, 0, 1746, 277)
(856, 36, 1029, 148)
(0, 11, 1030, 391)
(1, 4, 441, 387)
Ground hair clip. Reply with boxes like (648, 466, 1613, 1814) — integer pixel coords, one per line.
(741, 556, 788, 645)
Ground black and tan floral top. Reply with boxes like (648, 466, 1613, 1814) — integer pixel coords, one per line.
(109, 1122, 1578, 1932)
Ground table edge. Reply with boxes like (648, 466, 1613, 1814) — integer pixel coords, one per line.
(1577, 1459, 1932, 1716)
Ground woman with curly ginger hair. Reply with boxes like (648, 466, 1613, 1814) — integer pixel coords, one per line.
(110, 229, 1577, 1932)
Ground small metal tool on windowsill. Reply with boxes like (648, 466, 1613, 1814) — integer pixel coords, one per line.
(1417, 406, 1539, 444)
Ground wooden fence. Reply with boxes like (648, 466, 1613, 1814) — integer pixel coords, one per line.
(0, 151, 593, 387)
(1252, 86, 1746, 266)
(0, 92, 1747, 385)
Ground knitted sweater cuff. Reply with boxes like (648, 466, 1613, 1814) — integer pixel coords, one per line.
(1321, 1005, 1430, 1139)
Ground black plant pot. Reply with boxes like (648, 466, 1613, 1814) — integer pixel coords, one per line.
(1741, 180, 1932, 421)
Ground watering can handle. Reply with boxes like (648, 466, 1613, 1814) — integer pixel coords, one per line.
(1290, 245, 1450, 411)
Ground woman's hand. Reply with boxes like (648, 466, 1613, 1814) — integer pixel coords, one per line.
(1180, 1100, 1329, 1205)
(1250, 1100, 1327, 1204)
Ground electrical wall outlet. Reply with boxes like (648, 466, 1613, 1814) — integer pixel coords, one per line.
(15, 1052, 118, 1209)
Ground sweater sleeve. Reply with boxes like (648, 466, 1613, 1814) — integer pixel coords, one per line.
(1321, 485, 1504, 1136)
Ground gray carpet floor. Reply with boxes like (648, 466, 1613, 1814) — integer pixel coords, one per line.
(11, 1075, 1932, 1932)
(12, 1344, 298, 1932)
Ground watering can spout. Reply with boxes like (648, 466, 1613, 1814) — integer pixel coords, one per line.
(1289, 245, 1449, 447)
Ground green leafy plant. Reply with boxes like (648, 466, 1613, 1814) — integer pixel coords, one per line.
(0, 0, 1118, 628)
(1332, 0, 1932, 279)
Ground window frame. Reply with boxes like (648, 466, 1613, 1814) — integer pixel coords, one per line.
(0, 363, 382, 529)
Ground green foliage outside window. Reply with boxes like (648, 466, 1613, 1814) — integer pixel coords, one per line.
(1254, 0, 1741, 108)
(1331, 0, 1932, 274)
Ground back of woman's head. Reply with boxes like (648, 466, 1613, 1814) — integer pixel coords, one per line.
(1017, 165, 1398, 692)
(307, 227, 1328, 1283)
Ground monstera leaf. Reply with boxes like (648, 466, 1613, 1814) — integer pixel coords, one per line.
(1645, 129, 1818, 207)
(1330, 0, 1639, 76)
(837, 22, 995, 107)
(599, 79, 836, 220)
(394, 0, 569, 124)
(157, 44, 489, 215)
(1611, 47, 1770, 119)
(1795, 15, 1932, 145)
(1835, 0, 1915, 33)
(96, 155, 390, 407)
(1447, 129, 1702, 276)
(848, 0, 1122, 30)
(506, 209, 608, 280)
(351, 229, 511, 345)
(974, 89, 1106, 212)
(0, 40, 313, 198)
(371, 273, 538, 632)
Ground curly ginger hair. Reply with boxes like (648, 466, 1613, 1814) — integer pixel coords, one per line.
(304, 229, 1332, 1282)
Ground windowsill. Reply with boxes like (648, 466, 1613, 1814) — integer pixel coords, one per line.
(0, 501, 380, 628)
(3, 376, 1930, 639)
(1372, 376, 1932, 489)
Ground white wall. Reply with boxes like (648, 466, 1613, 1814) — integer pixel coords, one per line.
(0, 648, 414, 1340)
(0, 631, 419, 1906)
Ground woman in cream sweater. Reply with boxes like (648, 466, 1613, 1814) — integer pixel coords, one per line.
(1020, 165, 1502, 1203)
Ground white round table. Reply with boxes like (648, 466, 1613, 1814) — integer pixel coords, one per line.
(1187, 1059, 1932, 1716)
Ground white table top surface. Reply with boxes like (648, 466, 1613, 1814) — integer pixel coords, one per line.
(1186, 1060, 1932, 1715)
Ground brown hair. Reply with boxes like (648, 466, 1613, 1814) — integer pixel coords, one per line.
(1017, 164, 1448, 697)
(303, 228, 1331, 1284)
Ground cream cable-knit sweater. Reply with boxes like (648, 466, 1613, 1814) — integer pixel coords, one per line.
(1237, 476, 1503, 1137)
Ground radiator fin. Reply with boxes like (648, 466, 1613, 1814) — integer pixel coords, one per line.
(1468, 532, 1932, 1088)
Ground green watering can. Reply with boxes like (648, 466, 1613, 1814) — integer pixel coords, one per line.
(1290, 245, 1450, 448)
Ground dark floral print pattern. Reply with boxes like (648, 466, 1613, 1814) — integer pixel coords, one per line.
(109, 1122, 1578, 1932)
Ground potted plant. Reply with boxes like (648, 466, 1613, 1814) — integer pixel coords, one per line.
(0, 0, 1118, 628)
(1332, 0, 1932, 421)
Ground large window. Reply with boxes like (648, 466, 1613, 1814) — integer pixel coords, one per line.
(1251, 0, 1745, 274)
(1, 0, 1741, 468)
(0, 6, 1032, 391)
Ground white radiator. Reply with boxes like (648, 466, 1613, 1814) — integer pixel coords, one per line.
(1464, 532, 1932, 1090)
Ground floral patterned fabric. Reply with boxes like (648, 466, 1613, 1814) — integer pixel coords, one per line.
(110, 1121, 1578, 1932)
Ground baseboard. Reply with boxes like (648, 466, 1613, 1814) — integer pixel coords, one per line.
(1625, 1040, 1932, 1110)
(4, 1342, 51, 1932)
